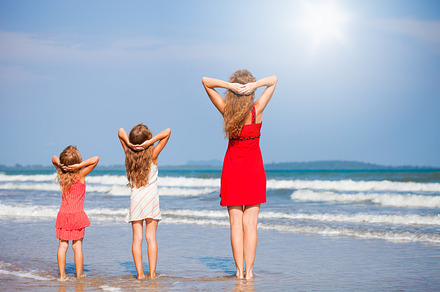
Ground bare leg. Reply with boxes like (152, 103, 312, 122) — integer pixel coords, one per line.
(243, 204, 260, 280)
(132, 220, 146, 279)
(57, 240, 69, 279)
(228, 205, 244, 279)
(72, 239, 84, 278)
(145, 219, 159, 278)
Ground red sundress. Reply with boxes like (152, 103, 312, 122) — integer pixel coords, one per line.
(55, 179, 91, 240)
(220, 106, 267, 206)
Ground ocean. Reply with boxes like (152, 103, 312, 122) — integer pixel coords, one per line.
(0, 167, 439, 291)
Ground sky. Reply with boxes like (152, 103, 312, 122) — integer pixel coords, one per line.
(0, 0, 439, 167)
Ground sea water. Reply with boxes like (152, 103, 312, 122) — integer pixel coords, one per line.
(0, 168, 439, 291)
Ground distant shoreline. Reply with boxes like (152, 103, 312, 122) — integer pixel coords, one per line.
(1, 160, 439, 171)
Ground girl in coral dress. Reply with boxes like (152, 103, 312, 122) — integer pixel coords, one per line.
(202, 70, 277, 279)
(52, 145, 99, 279)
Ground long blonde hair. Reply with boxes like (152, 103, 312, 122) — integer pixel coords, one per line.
(125, 123, 153, 188)
(56, 145, 82, 197)
(224, 70, 256, 138)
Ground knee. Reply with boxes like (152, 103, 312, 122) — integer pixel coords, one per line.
(229, 216, 243, 228)
(58, 240, 69, 251)
(145, 233, 156, 246)
(132, 236, 143, 245)
(72, 240, 83, 252)
(243, 217, 258, 229)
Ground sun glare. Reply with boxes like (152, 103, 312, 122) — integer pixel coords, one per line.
(299, 1, 349, 48)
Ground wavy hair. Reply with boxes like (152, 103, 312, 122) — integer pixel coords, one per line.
(125, 123, 153, 188)
(56, 145, 82, 197)
(224, 70, 256, 138)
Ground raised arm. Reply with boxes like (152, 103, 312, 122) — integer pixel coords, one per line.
(150, 128, 171, 163)
(118, 128, 136, 152)
(250, 76, 278, 115)
(77, 156, 99, 179)
(202, 77, 247, 114)
(52, 155, 61, 170)
(57, 155, 99, 182)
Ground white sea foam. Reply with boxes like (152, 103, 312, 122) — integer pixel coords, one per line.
(87, 174, 127, 185)
(162, 217, 440, 243)
(257, 223, 440, 244)
(268, 179, 440, 192)
(0, 182, 216, 197)
(0, 203, 128, 221)
(2, 203, 439, 226)
(0, 173, 56, 182)
(259, 211, 440, 225)
(0, 262, 54, 281)
(1, 203, 438, 243)
(100, 285, 123, 292)
(0, 268, 55, 281)
(162, 209, 228, 218)
(158, 187, 217, 196)
(0, 202, 59, 217)
(290, 189, 440, 208)
(0, 182, 60, 191)
(163, 209, 440, 226)
(163, 217, 230, 227)
(87, 185, 215, 197)
(158, 176, 220, 187)
(2, 173, 440, 194)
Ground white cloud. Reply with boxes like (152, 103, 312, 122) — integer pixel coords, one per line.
(0, 30, 234, 65)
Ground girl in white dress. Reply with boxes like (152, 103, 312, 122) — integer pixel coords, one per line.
(118, 123, 171, 279)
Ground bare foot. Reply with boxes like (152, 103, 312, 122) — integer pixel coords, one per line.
(59, 275, 67, 280)
(236, 271, 244, 279)
(137, 273, 146, 280)
(245, 271, 254, 280)
(149, 273, 156, 279)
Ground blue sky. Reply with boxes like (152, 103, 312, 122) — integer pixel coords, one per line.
(0, 0, 439, 167)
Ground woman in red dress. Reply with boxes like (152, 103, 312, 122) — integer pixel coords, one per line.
(202, 70, 277, 279)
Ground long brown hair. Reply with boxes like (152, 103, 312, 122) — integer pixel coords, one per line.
(56, 145, 82, 197)
(125, 123, 153, 188)
(224, 69, 256, 138)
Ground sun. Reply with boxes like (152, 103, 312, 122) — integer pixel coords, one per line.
(299, 1, 349, 48)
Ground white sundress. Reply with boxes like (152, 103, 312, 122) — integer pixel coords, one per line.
(125, 163, 161, 222)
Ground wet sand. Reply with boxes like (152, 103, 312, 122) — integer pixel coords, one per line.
(1, 219, 440, 291)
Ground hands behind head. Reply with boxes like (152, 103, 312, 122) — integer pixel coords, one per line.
(61, 164, 80, 173)
(127, 140, 151, 152)
(230, 82, 256, 96)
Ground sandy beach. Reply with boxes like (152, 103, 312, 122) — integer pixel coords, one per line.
(1, 219, 439, 291)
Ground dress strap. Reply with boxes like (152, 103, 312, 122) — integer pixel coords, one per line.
(252, 105, 256, 124)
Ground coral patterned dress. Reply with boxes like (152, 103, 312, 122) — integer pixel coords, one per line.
(220, 106, 266, 206)
(55, 179, 90, 240)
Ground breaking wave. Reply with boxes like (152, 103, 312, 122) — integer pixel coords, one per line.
(290, 189, 440, 208)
